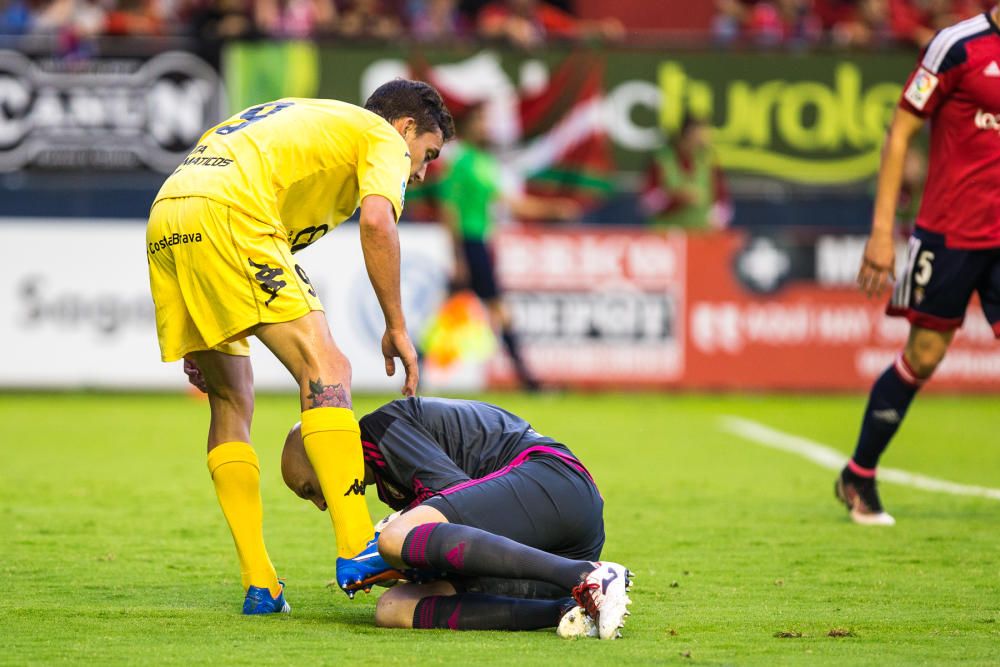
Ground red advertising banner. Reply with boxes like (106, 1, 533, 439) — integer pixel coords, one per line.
(493, 227, 999, 391)
(491, 227, 686, 388)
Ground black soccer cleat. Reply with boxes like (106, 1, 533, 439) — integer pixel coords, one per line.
(835, 466, 895, 526)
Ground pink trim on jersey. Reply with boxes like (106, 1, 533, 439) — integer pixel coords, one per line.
(893, 354, 927, 387)
(361, 440, 387, 469)
(847, 459, 877, 478)
(438, 445, 596, 498)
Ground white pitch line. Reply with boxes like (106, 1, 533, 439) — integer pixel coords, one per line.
(719, 415, 1000, 502)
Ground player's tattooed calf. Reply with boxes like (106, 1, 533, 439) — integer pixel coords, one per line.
(307, 379, 351, 408)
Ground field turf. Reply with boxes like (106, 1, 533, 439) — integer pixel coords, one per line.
(1, 392, 998, 665)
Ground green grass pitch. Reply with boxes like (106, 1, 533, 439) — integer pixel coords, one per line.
(1, 392, 998, 665)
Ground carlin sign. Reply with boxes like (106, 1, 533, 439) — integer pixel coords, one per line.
(0, 50, 222, 172)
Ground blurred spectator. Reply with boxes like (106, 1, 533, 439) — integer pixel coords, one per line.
(105, 0, 164, 34)
(477, 0, 623, 48)
(31, 0, 106, 36)
(1, 0, 35, 34)
(715, 0, 998, 46)
(337, 0, 402, 38)
(188, 0, 255, 42)
(184, 0, 254, 69)
(407, 0, 470, 41)
(714, 0, 822, 45)
(254, 0, 336, 37)
(640, 115, 732, 231)
(887, 0, 995, 47)
(822, 0, 894, 46)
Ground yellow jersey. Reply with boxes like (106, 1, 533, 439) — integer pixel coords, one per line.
(154, 98, 411, 252)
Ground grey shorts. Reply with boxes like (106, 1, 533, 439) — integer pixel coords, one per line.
(423, 454, 605, 563)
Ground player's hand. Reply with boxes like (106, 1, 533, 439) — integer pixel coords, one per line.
(857, 234, 896, 298)
(382, 328, 419, 397)
(182, 357, 208, 393)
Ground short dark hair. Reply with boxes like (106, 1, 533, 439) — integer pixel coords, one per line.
(364, 79, 455, 141)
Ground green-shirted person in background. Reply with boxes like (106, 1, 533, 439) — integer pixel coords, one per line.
(640, 114, 732, 230)
(438, 102, 579, 390)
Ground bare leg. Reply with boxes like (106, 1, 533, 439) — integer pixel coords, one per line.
(255, 311, 353, 410)
(903, 325, 953, 377)
(375, 580, 457, 628)
(188, 350, 279, 597)
(488, 299, 537, 389)
(187, 350, 254, 451)
(379, 505, 450, 569)
(255, 311, 374, 556)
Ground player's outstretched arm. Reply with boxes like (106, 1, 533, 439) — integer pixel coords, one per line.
(359, 194, 419, 396)
(508, 195, 581, 222)
(859, 107, 924, 297)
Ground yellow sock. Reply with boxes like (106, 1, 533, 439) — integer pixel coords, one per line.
(300, 407, 375, 557)
(207, 442, 280, 597)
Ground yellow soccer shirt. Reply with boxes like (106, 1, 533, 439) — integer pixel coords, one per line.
(154, 98, 411, 252)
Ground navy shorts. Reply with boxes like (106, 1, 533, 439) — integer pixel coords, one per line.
(461, 239, 500, 302)
(887, 228, 1000, 337)
(423, 453, 605, 563)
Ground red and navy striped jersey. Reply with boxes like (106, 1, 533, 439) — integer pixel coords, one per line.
(899, 12, 1000, 249)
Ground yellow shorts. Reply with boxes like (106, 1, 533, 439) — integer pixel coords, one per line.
(147, 196, 323, 362)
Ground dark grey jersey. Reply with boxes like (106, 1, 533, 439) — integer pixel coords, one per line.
(358, 397, 575, 511)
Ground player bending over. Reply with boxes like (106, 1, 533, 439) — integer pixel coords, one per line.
(281, 397, 633, 639)
(840, 7, 1000, 525)
(148, 81, 454, 614)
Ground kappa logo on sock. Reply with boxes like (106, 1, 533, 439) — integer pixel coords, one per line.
(871, 409, 901, 424)
(447, 602, 462, 630)
(446, 542, 466, 569)
(343, 478, 365, 496)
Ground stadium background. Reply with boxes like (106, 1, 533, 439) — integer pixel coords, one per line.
(2, 0, 998, 394)
(3, 3, 1000, 664)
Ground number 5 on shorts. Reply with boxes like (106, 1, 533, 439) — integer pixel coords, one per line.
(915, 250, 935, 287)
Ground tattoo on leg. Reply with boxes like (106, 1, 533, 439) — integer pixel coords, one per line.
(307, 379, 351, 408)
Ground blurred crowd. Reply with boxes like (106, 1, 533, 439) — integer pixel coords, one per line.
(0, 0, 622, 45)
(714, 0, 996, 47)
(6, 0, 990, 48)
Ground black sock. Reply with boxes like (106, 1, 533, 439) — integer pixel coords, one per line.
(411, 593, 573, 631)
(401, 523, 593, 591)
(500, 327, 536, 386)
(851, 355, 925, 470)
(457, 576, 569, 600)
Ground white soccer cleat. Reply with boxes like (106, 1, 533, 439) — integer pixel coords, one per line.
(850, 508, 896, 526)
(557, 605, 598, 639)
(835, 468, 896, 526)
(572, 561, 633, 640)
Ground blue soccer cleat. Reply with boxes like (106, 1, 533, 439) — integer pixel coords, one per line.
(242, 582, 291, 615)
(335, 533, 404, 598)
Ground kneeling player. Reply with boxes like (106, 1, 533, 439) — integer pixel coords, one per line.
(281, 397, 633, 639)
